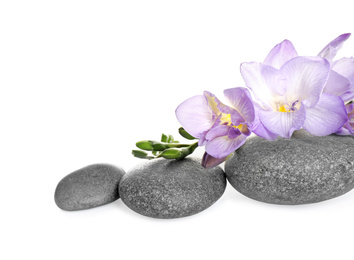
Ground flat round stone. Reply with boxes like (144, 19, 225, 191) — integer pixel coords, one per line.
(225, 130, 354, 205)
(55, 164, 125, 211)
(119, 157, 226, 219)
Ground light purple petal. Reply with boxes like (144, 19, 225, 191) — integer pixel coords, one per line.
(281, 56, 330, 107)
(229, 109, 244, 126)
(346, 102, 354, 113)
(175, 95, 214, 138)
(335, 102, 354, 136)
(223, 87, 255, 123)
(249, 107, 278, 140)
(251, 121, 278, 140)
(323, 69, 352, 102)
(331, 58, 354, 102)
(203, 91, 223, 116)
(303, 93, 347, 136)
(201, 152, 229, 168)
(335, 127, 352, 136)
(332, 57, 354, 83)
(259, 105, 306, 138)
(240, 62, 287, 108)
(263, 39, 298, 69)
(228, 127, 242, 139)
(206, 134, 247, 158)
(318, 33, 351, 61)
(205, 125, 231, 141)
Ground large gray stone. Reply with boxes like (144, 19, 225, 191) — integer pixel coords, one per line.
(119, 157, 226, 219)
(55, 164, 125, 211)
(225, 130, 354, 205)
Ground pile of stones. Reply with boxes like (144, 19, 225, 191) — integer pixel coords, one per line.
(55, 130, 354, 218)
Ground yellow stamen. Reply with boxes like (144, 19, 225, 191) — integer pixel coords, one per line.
(220, 113, 232, 125)
(279, 105, 288, 112)
(234, 124, 243, 130)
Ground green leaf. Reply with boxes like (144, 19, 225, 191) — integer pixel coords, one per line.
(178, 127, 197, 140)
(132, 150, 148, 158)
(161, 133, 168, 142)
(132, 150, 156, 160)
(167, 134, 174, 143)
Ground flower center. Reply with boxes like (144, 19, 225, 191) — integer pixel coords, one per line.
(220, 113, 244, 129)
(278, 100, 299, 112)
(220, 113, 232, 125)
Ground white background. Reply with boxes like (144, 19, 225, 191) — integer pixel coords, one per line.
(1, 1, 354, 259)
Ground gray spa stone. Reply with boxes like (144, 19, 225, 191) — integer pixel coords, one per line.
(119, 157, 226, 219)
(225, 130, 354, 205)
(55, 164, 125, 211)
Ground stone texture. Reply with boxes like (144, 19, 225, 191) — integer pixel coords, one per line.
(225, 130, 354, 205)
(55, 164, 125, 211)
(119, 157, 226, 219)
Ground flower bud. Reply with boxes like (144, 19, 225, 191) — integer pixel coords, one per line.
(136, 141, 168, 151)
(136, 141, 154, 151)
(159, 148, 182, 159)
(178, 127, 197, 140)
(132, 150, 148, 158)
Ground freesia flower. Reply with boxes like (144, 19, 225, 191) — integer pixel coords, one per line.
(241, 40, 347, 139)
(175, 87, 255, 167)
(335, 102, 354, 136)
(319, 33, 354, 103)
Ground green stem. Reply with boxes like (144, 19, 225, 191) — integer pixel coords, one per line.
(166, 143, 191, 148)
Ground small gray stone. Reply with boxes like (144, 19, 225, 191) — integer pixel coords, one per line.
(55, 164, 125, 211)
(225, 130, 354, 205)
(119, 157, 226, 218)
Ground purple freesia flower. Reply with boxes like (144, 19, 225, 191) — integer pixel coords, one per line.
(175, 87, 255, 167)
(241, 40, 347, 139)
(319, 33, 354, 103)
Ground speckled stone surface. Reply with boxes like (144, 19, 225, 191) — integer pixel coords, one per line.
(119, 157, 226, 219)
(225, 130, 354, 205)
(55, 164, 125, 211)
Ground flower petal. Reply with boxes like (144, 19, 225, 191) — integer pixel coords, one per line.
(203, 91, 223, 116)
(228, 127, 242, 139)
(263, 39, 298, 69)
(175, 95, 214, 138)
(335, 102, 354, 136)
(259, 105, 306, 138)
(346, 102, 354, 114)
(303, 93, 347, 136)
(323, 69, 352, 102)
(223, 87, 255, 123)
(206, 134, 247, 158)
(281, 56, 330, 107)
(205, 125, 231, 141)
(335, 127, 352, 136)
(331, 58, 354, 102)
(240, 62, 287, 108)
(318, 33, 351, 61)
(332, 57, 354, 83)
(249, 107, 278, 140)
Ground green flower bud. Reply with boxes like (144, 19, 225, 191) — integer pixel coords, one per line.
(159, 148, 182, 159)
(150, 141, 169, 151)
(136, 140, 170, 151)
(178, 127, 197, 140)
(136, 140, 154, 151)
(132, 150, 154, 159)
